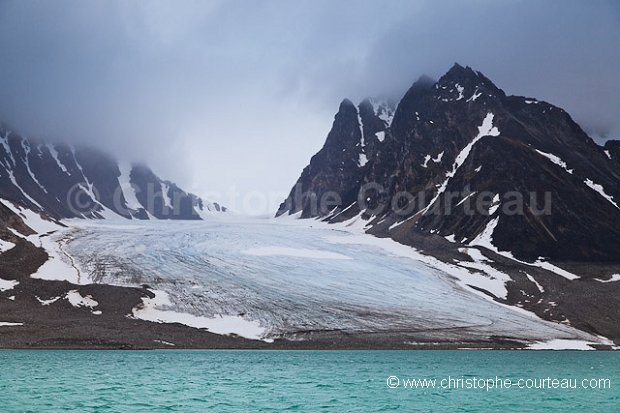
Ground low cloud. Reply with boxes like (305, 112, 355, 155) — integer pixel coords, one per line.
(0, 0, 618, 211)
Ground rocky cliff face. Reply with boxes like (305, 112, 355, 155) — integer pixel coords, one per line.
(604, 139, 620, 165)
(277, 97, 395, 220)
(278, 63, 620, 262)
(0, 124, 224, 221)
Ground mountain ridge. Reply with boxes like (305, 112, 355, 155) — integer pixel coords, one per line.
(277, 63, 620, 263)
(0, 123, 225, 225)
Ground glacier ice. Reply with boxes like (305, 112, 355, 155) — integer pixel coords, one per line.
(54, 217, 607, 344)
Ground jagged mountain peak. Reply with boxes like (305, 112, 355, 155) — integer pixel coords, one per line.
(338, 98, 357, 112)
(443, 62, 479, 80)
(389, 74, 436, 139)
(434, 63, 505, 104)
(278, 63, 620, 262)
(440, 62, 493, 86)
(324, 99, 362, 149)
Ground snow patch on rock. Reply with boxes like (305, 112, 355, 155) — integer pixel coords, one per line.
(584, 179, 619, 209)
(132, 290, 268, 341)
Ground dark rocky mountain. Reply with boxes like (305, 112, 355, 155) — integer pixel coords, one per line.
(0, 123, 224, 222)
(604, 139, 620, 165)
(277, 63, 620, 263)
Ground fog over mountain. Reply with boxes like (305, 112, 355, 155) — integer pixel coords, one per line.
(0, 0, 618, 213)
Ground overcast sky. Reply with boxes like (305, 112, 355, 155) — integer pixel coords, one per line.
(0, 0, 618, 214)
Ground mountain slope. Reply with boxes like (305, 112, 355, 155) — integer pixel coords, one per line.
(0, 124, 224, 221)
(277, 63, 620, 262)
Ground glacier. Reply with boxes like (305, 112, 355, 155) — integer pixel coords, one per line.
(48, 215, 609, 345)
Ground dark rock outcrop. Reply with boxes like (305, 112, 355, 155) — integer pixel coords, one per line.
(278, 63, 620, 262)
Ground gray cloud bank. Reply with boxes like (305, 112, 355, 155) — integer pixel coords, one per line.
(0, 0, 618, 212)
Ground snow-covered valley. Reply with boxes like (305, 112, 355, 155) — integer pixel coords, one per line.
(36, 214, 609, 348)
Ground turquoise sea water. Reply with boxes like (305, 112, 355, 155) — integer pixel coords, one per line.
(0, 350, 617, 412)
